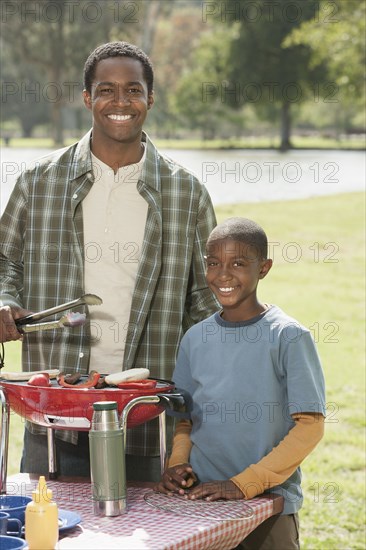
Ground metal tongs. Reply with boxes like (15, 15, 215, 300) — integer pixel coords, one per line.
(15, 293, 103, 333)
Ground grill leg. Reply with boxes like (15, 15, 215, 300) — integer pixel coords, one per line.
(47, 428, 57, 479)
(158, 411, 167, 475)
(0, 388, 10, 494)
(120, 396, 167, 476)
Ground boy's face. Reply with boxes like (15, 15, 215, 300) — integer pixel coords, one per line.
(83, 56, 154, 147)
(205, 238, 272, 321)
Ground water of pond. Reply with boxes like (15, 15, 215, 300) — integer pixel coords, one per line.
(1, 146, 364, 214)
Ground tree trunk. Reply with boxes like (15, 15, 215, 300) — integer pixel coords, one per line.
(50, 100, 64, 147)
(140, 1, 163, 54)
(280, 101, 292, 151)
(21, 123, 34, 138)
(49, 13, 64, 147)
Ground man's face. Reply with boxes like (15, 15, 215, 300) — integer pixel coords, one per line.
(83, 56, 154, 147)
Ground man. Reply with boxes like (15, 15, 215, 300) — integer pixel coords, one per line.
(0, 42, 219, 480)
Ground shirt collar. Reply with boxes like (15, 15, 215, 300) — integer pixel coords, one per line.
(71, 129, 160, 192)
(71, 129, 93, 180)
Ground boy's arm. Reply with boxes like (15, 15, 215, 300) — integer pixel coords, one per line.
(231, 412, 325, 499)
(168, 419, 193, 467)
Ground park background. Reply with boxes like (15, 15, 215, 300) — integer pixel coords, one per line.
(1, 0, 365, 149)
(0, 1, 365, 549)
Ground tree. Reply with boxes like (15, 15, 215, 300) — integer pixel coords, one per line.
(170, 25, 242, 139)
(0, 49, 50, 137)
(1, 0, 169, 145)
(221, 0, 326, 150)
(2, 1, 96, 144)
(284, 1, 366, 111)
(147, 4, 211, 138)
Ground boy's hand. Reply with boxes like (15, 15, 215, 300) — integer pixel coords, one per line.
(187, 480, 244, 501)
(155, 464, 197, 495)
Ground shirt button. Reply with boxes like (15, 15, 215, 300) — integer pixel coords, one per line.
(73, 193, 78, 199)
(79, 352, 84, 358)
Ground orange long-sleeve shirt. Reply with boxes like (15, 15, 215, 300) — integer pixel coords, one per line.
(168, 413, 324, 499)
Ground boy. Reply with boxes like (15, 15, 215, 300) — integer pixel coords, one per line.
(157, 217, 325, 550)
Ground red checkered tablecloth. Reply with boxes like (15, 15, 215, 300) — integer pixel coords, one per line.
(7, 474, 283, 550)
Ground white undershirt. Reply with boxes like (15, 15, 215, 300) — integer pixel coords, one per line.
(83, 146, 147, 373)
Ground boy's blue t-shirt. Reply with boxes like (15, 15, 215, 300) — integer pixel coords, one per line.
(173, 305, 326, 515)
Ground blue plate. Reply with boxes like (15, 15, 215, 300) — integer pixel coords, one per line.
(20, 509, 81, 538)
(58, 509, 81, 533)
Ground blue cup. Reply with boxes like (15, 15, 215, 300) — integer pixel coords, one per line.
(0, 535, 28, 549)
(0, 512, 22, 537)
(0, 496, 32, 525)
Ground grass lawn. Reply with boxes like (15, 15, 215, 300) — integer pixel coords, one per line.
(1, 135, 365, 150)
(1, 191, 365, 549)
(217, 192, 366, 550)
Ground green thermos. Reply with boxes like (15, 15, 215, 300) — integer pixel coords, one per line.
(89, 401, 127, 516)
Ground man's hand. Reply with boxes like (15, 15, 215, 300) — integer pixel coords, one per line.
(0, 306, 31, 343)
(155, 463, 197, 495)
(187, 480, 244, 501)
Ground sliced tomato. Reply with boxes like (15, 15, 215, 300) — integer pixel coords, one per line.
(117, 379, 157, 390)
(27, 373, 50, 387)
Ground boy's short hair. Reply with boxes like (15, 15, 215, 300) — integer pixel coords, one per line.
(207, 217, 269, 259)
(83, 41, 154, 95)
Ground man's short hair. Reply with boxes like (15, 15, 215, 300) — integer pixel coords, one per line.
(83, 41, 154, 95)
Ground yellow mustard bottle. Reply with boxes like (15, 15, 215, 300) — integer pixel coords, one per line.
(25, 476, 58, 550)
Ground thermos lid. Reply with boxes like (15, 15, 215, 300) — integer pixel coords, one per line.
(93, 401, 118, 410)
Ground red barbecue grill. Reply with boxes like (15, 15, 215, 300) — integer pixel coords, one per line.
(1, 377, 175, 429)
(0, 296, 188, 492)
(0, 376, 186, 493)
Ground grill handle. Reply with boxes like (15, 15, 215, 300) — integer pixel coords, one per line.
(156, 392, 187, 415)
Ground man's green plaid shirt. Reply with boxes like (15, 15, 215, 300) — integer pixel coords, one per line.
(0, 130, 219, 455)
